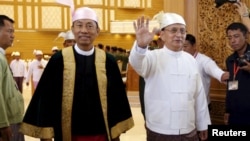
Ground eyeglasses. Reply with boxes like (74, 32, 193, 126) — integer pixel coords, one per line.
(164, 28, 186, 34)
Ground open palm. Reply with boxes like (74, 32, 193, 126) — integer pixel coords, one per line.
(133, 16, 158, 48)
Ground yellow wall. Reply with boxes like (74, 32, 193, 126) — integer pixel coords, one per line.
(4, 0, 187, 60)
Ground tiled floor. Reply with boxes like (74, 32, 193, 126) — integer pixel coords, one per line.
(22, 84, 146, 141)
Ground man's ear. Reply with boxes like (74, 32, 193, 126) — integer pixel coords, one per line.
(159, 31, 165, 42)
(96, 27, 100, 34)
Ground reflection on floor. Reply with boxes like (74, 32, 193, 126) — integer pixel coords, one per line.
(22, 84, 146, 141)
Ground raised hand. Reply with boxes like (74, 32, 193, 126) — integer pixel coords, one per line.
(234, 1, 249, 16)
(133, 16, 158, 48)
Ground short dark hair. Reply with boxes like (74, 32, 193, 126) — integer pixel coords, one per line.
(0, 15, 14, 27)
(226, 22, 248, 36)
(185, 34, 196, 46)
(97, 43, 104, 49)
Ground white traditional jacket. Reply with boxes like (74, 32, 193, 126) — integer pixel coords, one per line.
(129, 42, 211, 135)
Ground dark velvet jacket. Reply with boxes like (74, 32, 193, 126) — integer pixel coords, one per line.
(20, 47, 134, 140)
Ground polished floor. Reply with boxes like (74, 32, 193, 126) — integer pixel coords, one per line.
(22, 84, 146, 141)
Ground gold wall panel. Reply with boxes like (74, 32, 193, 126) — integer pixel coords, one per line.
(184, 0, 198, 38)
(0, 5, 14, 20)
(147, 0, 151, 8)
(41, 6, 62, 29)
(142, 0, 145, 8)
(110, 10, 115, 21)
(41, 0, 55, 2)
(105, 9, 108, 30)
(76, 0, 81, 5)
(83, 0, 103, 5)
(64, 8, 69, 29)
(163, 0, 184, 16)
(123, 0, 141, 8)
(93, 8, 104, 30)
(18, 6, 24, 28)
(26, 6, 32, 28)
(35, 6, 39, 29)
(110, 0, 115, 7)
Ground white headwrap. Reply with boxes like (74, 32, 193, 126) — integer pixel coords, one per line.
(33, 50, 43, 55)
(11, 51, 20, 56)
(52, 46, 59, 51)
(56, 30, 75, 41)
(153, 11, 186, 29)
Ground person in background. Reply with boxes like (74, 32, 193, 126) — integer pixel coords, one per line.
(51, 46, 59, 54)
(105, 45, 111, 53)
(110, 46, 119, 60)
(9, 51, 27, 93)
(97, 43, 104, 50)
(20, 6, 134, 141)
(156, 37, 164, 48)
(129, 12, 211, 141)
(0, 15, 25, 141)
(25, 50, 48, 91)
(183, 34, 229, 111)
(148, 40, 158, 50)
(224, 22, 250, 125)
(57, 30, 76, 47)
(234, 1, 250, 31)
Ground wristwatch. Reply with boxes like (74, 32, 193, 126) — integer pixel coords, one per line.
(242, 12, 249, 17)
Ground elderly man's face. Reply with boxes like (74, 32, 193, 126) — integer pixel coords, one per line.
(160, 23, 186, 51)
(72, 19, 99, 48)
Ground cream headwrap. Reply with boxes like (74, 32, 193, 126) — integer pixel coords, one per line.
(58, 30, 75, 40)
(52, 46, 59, 51)
(33, 50, 43, 55)
(11, 51, 20, 56)
(153, 11, 186, 29)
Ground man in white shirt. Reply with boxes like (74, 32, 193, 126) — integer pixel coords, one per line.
(183, 34, 229, 111)
(25, 50, 48, 92)
(129, 12, 211, 141)
(9, 51, 27, 93)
